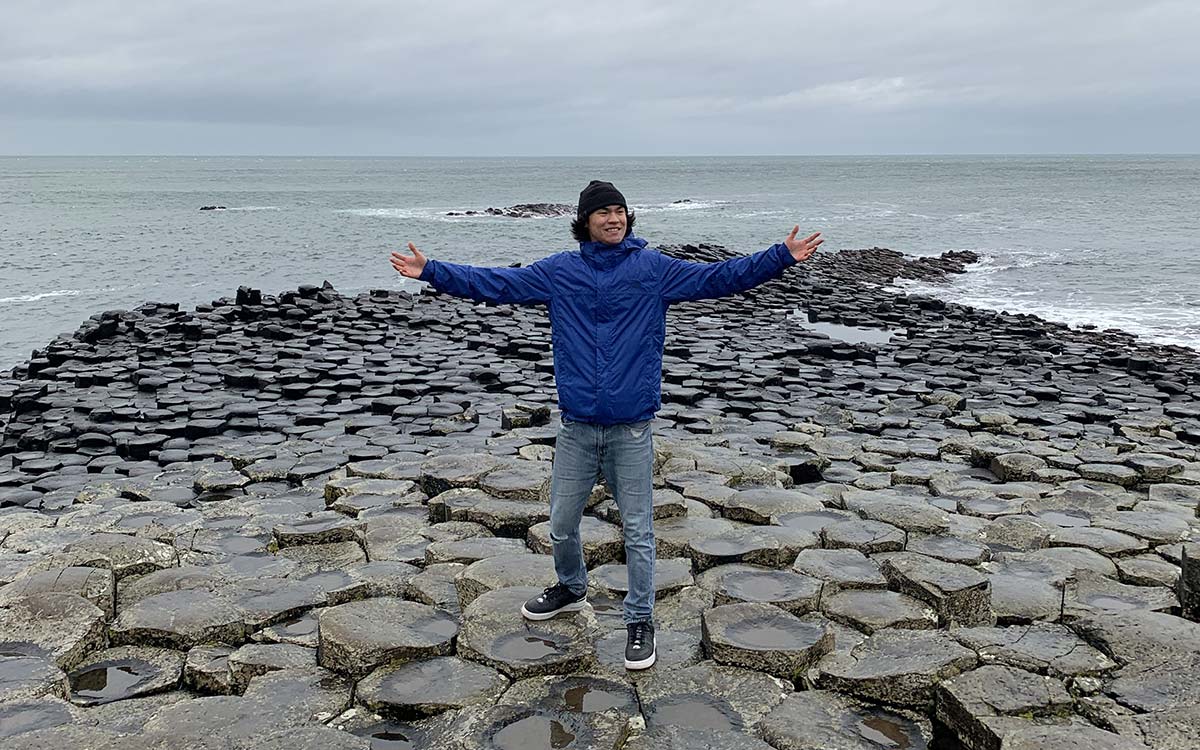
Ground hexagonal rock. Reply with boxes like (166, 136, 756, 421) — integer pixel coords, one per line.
(792, 548, 888, 593)
(707, 488, 825, 525)
(979, 557, 1067, 623)
(821, 519, 906, 554)
(906, 533, 991, 566)
(456, 586, 599, 679)
(0, 652, 68, 705)
(418, 453, 506, 497)
(991, 454, 1049, 483)
(455, 554, 558, 608)
(702, 603, 832, 682)
(316, 598, 457, 677)
(686, 525, 792, 571)
(183, 645, 235, 694)
(1062, 570, 1178, 620)
(590, 558, 694, 598)
(493, 673, 640, 750)
(425, 536, 529, 566)
(994, 722, 1151, 750)
(935, 665, 1074, 750)
(356, 656, 508, 720)
(821, 589, 938, 634)
(479, 460, 552, 502)
(816, 629, 978, 709)
(0, 593, 107, 670)
(450, 703, 611, 750)
(624, 725, 778, 750)
(759, 689, 931, 750)
(55, 533, 179, 579)
(1076, 464, 1139, 488)
(698, 564, 822, 614)
(854, 499, 951, 536)
(1105, 652, 1200, 714)
(324, 476, 420, 506)
(0, 566, 116, 618)
(879, 552, 993, 627)
(637, 662, 790, 733)
(528, 516, 622, 566)
(1122, 453, 1185, 482)
(111, 588, 248, 649)
(272, 512, 365, 548)
(227, 643, 317, 692)
(1093, 510, 1189, 545)
(951, 622, 1116, 677)
(593, 488, 688, 522)
(66, 645, 184, 706)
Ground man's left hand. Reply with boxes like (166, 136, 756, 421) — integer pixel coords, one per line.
(785, 227, 823, 262)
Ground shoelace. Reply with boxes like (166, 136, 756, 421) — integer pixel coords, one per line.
(541, 583, 570, 601)
(628, 623, 649, 649)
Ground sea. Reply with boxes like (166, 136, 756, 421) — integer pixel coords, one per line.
(2, 155, 1199, 373)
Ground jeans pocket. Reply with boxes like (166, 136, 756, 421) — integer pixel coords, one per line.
(625, 420, 652, 440)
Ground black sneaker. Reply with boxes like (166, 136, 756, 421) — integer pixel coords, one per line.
(521, 583, 587, 621)
(625, 620, 656, 670)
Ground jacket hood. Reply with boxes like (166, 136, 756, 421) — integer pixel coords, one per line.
(579, 235, 647, 271)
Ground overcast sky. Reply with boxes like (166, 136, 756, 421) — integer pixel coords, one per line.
(1, 0, 1197, 155)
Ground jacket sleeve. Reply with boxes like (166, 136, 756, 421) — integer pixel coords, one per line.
(418, 256, 554, 305)
(658, 243, 797, 304)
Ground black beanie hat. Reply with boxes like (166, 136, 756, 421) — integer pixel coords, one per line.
(577, 180, 626, 218)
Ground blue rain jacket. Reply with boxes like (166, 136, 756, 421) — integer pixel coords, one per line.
(419, 236, 797, 424)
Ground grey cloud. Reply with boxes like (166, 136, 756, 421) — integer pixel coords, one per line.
(0, 0, 1197, 154)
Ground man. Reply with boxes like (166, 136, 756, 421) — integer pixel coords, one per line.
(391, 180, 822, 670)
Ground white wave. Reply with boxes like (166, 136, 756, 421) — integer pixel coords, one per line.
(632, 200, 726, 213)
(225, 206, 280, 211)
(0, 289, 81, 304)
(898, 276, 1200, 351)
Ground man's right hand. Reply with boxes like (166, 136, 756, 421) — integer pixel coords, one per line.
(390, 242, 428, 279)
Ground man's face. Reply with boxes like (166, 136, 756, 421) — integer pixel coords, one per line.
(587, 205, 627, 245)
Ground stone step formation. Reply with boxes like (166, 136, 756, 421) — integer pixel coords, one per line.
(1, 243, 1198, 750)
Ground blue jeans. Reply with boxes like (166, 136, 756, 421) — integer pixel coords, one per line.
(549, 417, 656, 625)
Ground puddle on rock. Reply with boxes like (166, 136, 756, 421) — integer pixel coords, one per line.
(492, 715, 577, 750)
(1082, 594, 1141, 611)
(0, 642, 51, 659)
(777, 511, 848, 533)
(276, 614, 319, 637)
(801, 319, 904, 346)
(0, 701, 74, 739)
(693, 536, 755, 557)
(562, 684, 630, 714)
(723, 571, 806, 602)
(301, 571, 354, 590)
(1038, 511, 1091, 528)
(727, 619, 818, 650)
(69, 659, 158, 706)
(354, 721, 421, 750)
(847, 710, 925, 749)
(647, 695, 742, 732)
(493, 633, 567, 662)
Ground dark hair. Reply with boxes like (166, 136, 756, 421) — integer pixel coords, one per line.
(571, 209, 636, 243)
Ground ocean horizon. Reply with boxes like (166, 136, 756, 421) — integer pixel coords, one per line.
(3, 154, 1199, 372)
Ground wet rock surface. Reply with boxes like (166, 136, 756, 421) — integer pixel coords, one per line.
(1, 243, 1197, 747)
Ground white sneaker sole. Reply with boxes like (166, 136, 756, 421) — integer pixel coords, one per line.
(520, 599, 586, 621)
(625, 636, 657, 670)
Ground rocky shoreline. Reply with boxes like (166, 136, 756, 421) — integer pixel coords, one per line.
(1, 242, 1198, 749)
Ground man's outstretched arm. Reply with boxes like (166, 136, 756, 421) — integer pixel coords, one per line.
(659, 227, 823, 304)
(391, 242, 553, 305)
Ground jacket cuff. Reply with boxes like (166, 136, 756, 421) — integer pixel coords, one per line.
(418, 259, 437, 283)
(775, 242, 798, 267)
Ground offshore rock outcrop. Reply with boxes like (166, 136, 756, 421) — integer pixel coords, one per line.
(1, 242, 1198, 748)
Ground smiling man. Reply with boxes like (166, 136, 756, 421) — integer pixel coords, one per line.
(391, 179, 822, 670)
